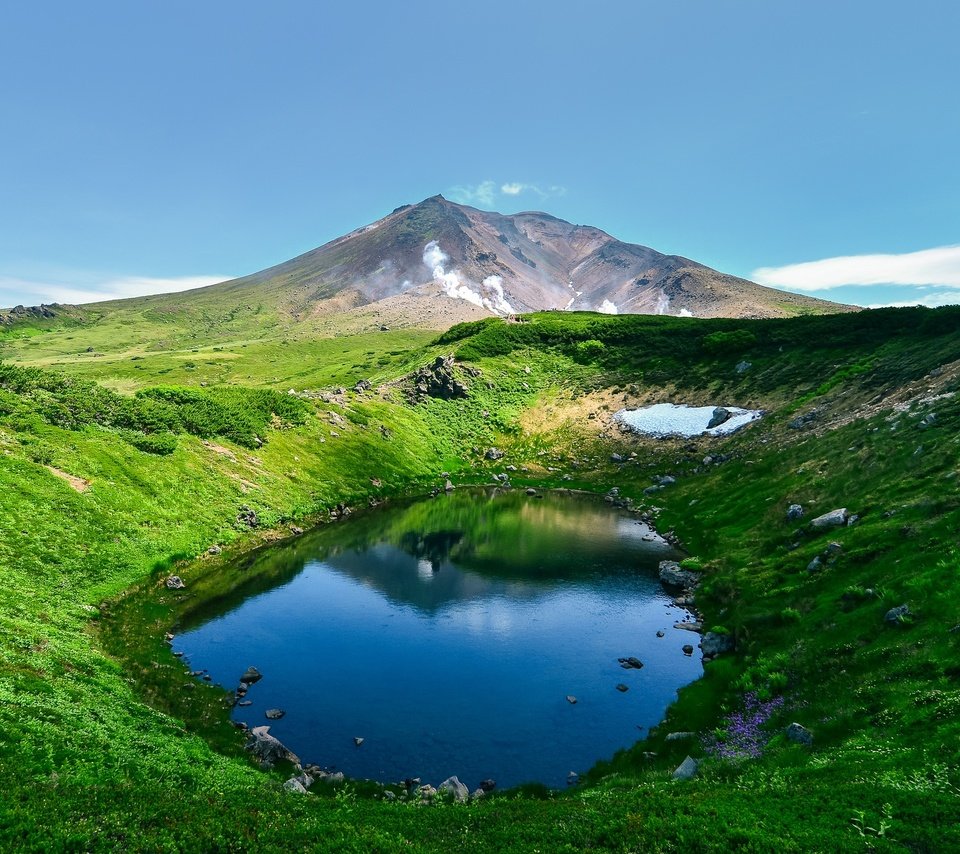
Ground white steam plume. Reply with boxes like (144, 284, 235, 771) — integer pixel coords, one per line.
(597, 299, 618, 314)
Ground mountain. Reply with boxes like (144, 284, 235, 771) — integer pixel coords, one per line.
(197, 195, 845, 322)
(0, 195, 850, 332)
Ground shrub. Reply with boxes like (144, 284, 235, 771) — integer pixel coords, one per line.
(703, 329, 758, 354)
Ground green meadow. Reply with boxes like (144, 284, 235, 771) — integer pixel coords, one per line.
(1, 307, 959, 851)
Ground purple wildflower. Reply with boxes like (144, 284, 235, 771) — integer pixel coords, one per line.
(702, 691, 786, 761)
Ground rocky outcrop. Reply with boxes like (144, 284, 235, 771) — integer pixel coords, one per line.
(700, 632, 734, 657)
(659, 560, 700, 589)
(245, 726, 299, 768)
(410, 355, 470, 401)
(439, 776, 469, 803)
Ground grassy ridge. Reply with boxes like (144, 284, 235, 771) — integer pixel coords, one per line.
(1, 307, 959, 850)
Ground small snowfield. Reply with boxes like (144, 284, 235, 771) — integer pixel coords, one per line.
(614, 403, 763, 438)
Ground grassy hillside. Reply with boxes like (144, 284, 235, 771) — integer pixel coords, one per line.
(1, 307, 959, 851)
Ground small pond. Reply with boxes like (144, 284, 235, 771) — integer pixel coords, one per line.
(172, 489, 702, 789)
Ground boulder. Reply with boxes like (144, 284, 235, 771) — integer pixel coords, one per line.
(485, 447, 504, 460)
(479, 779, 497, 792)
(786, 504, 804, 521)
(353, 737, 365, 746)
(885, 603, 911, 625)
(810, 508, 849, 529)
(806, 556, 823, 573)
(416, 784, 438, 802)
(616, 683, 629, 692)
(566, 695, 578, 704)
(265, 708, 285, 720)
(682, 644, 694, 655)
(785, 722, 814, 746)
(439, 776, 469, 803)
(240, 666, 262, 685)
(735, 360, 752, 374)
(672, 756, 698, 780)
(618, 656, 644, 670)
(283, 778, 308, 794)
(707, 407, 732, 429)
(165, 576, 186, 590)
(208, 545, 222, 555)
(245, 726, 299, 768)
(658, 560, 700, 589)
(444, 479, 455, 492)
(665, 732, 696, 741)
(353, 379, 372, 393)
(237, 505, 259, 528)
(700, 632, 734, 657)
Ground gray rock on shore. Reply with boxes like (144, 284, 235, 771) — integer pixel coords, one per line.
(658, 560, 700, 589)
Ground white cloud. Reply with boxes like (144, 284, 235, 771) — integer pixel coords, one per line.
(0, 272, 231, 308)
(446, 180, 567, 209)
(752, 245, 960, 292)
(866, 291, 960, 309)
(447, 180, 498, 208)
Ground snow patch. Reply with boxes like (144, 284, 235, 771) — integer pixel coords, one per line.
(614, 403, 764, 437)
(597, 299, 619, 314)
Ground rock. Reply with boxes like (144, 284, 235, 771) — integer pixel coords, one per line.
(618, 656, 644, 670)
(165, 575, 186, 590)
(283, 778, 308, 794)
(700, 632, 734, 657)
(237, 700, 252, 707)
(416, 784, 438, 802)
(326, 771, 345, 783)
(439, 776, 469, 803)
(616, 683, 629, 692)
(410, 355, 469, 401)
(826, 541, 843, 555)
(885, 603, 911, 625)
(644, 485, 663, 495)
(786, 504, 804, 521)
(672, 756, 698, 780)
(236, 505, 259, 528)
(265, 708, 285, 720)
(806, 556, 823, 573)
(735, 360, 752, 374)
(353, 737, 364, 746)
(566, 695, 578, 704)
(656, 630, 666, 638)
(655, 475, 677, 486)
(290, 526, 303, 535)
(658, 560, 700, 589)
(353, 379, 372, 393)
(383, 790, 396, 801)
(245, 726, 299, 768)
(567, 771, 579, 786)
(682, 644, 694, 655)
(707, 407, 732, 429)
(673, 621, 703, 633)
(847, 514, 860, 526)
(444, 479, 455, 492)
(208, 545, 222, 555)
(665, 732, 695, 741)
(525, 488, 537, 496)
(479, 778, 496, 792)
(611, 453, 624, 463)
(240, 666, 262, 685)
(470, 788, 486, 800)
(485, 447, 504, 461)
(788, 410, 819, 430)
(810, 508, 849, 529)
(785, 722, 814, 746)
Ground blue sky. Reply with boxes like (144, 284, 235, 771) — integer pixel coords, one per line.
(1, 1, 958, 308)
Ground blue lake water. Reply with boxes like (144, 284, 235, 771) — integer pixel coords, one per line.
(173, 489, 702, 789)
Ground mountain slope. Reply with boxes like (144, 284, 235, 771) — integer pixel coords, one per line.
(195, 195, 845, 320)
(2, 196, 847, 336)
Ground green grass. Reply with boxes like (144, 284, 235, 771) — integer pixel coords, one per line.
(1, 306, 960, 851)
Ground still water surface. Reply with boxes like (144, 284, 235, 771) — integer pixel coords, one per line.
(174, 489, 701, 788)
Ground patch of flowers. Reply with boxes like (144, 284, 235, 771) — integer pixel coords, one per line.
(702, 692, 785, 761)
